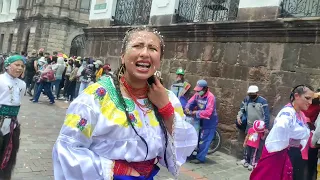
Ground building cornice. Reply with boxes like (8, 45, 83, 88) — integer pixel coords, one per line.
(14, 14, 88, 27)
(84, 17, 320, 43)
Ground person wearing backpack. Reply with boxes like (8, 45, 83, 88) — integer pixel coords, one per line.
(31, 59, 55, 104)
(236, 85, 270, 167)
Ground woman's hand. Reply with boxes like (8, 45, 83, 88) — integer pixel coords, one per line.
(148, 77, 174, 134)
(148, 77, 169, 109)
(185, 108, 190, 114)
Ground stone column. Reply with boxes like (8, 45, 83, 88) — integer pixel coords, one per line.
(88, 0, 117, 27)
(237, 0, 281, 20)
(149, 0, 179, 25)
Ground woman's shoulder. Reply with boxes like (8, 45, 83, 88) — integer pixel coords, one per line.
(82, 76, 116, 97)
(274, 106, 296, 125)
(277, 106, 295, 116)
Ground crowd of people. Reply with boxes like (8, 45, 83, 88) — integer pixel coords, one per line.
(0, 26, 320, 180)
(1, 49, 113, 104)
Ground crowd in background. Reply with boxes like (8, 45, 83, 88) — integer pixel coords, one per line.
(0, 49, 113, 104)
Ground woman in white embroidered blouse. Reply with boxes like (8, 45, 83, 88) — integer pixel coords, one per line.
(52, 27, 198, 180)
(251, 85, 313, 180)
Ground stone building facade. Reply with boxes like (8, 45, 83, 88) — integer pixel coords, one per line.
(0, 0, 90, 56)
(85, 0, 320, 155)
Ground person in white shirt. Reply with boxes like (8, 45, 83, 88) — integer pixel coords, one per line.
(0, 55, 26, 179)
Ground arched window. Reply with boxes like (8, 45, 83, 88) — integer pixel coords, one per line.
(70, 34, 85, 57)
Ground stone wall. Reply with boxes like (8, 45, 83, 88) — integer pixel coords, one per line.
(84, 18, 320, 153)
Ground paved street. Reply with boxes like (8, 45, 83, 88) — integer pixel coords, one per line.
(12, 96, 250, 180)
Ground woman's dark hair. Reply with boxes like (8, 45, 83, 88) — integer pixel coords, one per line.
(74, 61, 81, 68)
(111, 27, 169, 167)
(290, 84, 314, 102)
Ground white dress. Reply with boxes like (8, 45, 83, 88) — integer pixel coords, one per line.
(0, 72, 26, 135)
(52, 76, 198, 180)
(265, 105, 310, 153)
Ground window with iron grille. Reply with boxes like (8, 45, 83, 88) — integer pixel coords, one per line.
(176, 0, 239, 23)
(280, 0, 320, 18)
(113, 0, 152, 25)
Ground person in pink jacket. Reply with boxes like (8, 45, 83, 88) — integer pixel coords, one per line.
(185, 80, 218, 164)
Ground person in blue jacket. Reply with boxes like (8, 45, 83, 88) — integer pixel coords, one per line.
(185, 79, 218, 163)
(236, 85, 270, 167)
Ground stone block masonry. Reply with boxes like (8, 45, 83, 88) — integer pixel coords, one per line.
(84, 19, 320, 155)
(0, 0, 89, 55)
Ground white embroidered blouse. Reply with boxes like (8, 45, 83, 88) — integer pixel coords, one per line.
(0, 72, 26, 135)
(0, 72, 26, 106)
(265, 105, 310, 153)
(52, 76, 198, 180)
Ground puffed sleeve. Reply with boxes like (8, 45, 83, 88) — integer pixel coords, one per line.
(265, 107, 293, 153)
(52, 93, 114, 180)
(158, 90, 198, 177)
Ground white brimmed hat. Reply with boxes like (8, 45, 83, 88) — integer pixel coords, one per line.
(247, 85, 259, 93)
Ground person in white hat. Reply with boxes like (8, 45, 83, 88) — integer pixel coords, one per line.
(236, 85, 270, 167)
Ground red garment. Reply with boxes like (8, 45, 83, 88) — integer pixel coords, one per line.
(250, 146, 292, 180)
(114, 158, 155, 176)
(246, 127, 263, 149)
(302, 104, 320, 123)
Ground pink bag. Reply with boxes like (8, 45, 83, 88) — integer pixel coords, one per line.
(40, 69, 55, 82)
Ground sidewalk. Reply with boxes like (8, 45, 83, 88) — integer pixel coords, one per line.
(155, 151, 250, 180)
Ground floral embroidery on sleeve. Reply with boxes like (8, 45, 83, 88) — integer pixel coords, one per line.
(95, 87, 107, 100)
(77, 118, 88, 131)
